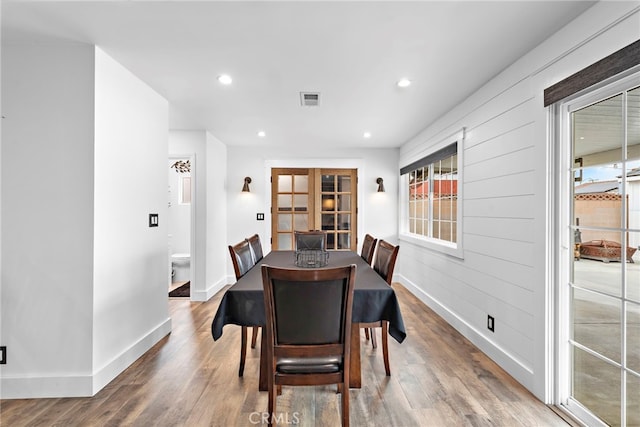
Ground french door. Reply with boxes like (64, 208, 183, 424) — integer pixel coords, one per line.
(560, 74, 640, 426)
(271, 168, 357, 251)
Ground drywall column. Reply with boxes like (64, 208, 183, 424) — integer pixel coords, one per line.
(1, 43, 96, 397)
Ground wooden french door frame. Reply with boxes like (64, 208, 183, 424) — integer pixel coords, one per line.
(271, 168, 357, 251)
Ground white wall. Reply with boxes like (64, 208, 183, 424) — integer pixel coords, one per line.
(397, 1, 640, 401)
(226, 145, 399, 279)
(0, 44, 171, 398)
(169, 130, 228, 300)
(92, 47, 170, 393)
(1, 43, 96, 397)
(205, 132, 228, 298)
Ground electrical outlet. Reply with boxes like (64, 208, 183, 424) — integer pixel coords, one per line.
(487, 315, 495, 332)
(149, 213, 159, 227)
(0, 346, 6, 364)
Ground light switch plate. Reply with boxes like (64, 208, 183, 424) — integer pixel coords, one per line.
(149, 213, 159, 227)
(257, 213, 265, 221)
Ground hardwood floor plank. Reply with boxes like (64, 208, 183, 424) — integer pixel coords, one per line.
(0, 282, 573, 426)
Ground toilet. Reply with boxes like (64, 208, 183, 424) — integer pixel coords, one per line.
(171, 253, 191, 283)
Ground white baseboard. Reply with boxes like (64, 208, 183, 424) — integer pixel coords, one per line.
(1, 318, 172, 399)
(191, 276, 227, 301)
(397, 274, 535, 391)
(92, 317, 172, 394)
(1, 374, 93, 399)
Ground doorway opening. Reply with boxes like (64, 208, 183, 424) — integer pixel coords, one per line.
(168, 156, 193, 297)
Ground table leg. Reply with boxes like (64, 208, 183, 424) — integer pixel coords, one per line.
(349, 323, 361, 388)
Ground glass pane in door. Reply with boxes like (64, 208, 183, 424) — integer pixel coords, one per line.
(277, 195, 292, 212)
(337, 233, 350, 249)
(572, 287, 621, 363)
(278, 214, 292, 231)
(294, 175, 308, 193)
(293, 214, 308, 231)
(278, 175, 292, 192)
(627, 301, 640, 374)
(573, 346, 621, 426)
(322, 175, 335, 192)
(337, 175, 351, 191)
(338, 213, 350, 230)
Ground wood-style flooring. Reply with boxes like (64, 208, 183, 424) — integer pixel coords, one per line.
(0, 283, 574, 426)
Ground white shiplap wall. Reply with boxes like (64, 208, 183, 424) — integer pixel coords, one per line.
(397, 1, 640, 401)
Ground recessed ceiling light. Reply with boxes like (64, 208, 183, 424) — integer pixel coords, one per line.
(257, 131, 266, 138)
(363, 132, 372, 139)
(217, 74, 232, 85)
(397, 78, 411, 88)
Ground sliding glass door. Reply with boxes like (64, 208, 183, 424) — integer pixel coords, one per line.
(562, 76, 639, 426)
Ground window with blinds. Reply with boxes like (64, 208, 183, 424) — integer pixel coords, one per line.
(401, 140, 461, 250)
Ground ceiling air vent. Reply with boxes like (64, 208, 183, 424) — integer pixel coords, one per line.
(300, 92, 320, 107)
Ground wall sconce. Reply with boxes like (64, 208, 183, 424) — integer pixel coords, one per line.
(242, 176, 252, 192)
(376, 177, 385, 192)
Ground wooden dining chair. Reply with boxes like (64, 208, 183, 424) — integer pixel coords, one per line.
(228, 239, 260, 377)
(360, 234, 378, 343)
(261, 264, 356, 427)
(361, 239, 399, 376)
(246, 234, 264, 348)
(294, 230, 327, 251)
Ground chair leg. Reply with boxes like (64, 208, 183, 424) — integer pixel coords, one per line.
(268, 379, 276, 426)
(341, 380, 350, 427)
(370, 328, 377, 349)
(251, 326, 259, 348)
(239, 326, 247, 377)
(364, 328, 370, 340)
(381, 321, 390, 376)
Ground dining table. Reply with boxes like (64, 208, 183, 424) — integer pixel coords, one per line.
(211, 250, 407, 390)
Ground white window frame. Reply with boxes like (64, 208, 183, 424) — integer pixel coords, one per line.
(399, 130, 464, 259)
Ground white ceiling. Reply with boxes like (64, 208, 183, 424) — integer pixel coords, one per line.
(2, 1, 596, 149)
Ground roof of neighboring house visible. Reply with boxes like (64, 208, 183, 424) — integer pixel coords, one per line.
(626, 167, 640, 177)
(574, 180, 618, 194)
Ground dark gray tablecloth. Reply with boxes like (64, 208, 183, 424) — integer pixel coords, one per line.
(211, 250, 406, 343)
